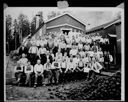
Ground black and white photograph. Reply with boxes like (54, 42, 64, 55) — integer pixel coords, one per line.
(4, 2, 124, 101)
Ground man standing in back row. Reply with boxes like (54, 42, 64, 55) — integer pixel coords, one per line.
(28, 43, 38, 65)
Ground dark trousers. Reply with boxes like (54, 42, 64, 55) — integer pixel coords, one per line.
(60, 68, 66, 82)
(66, 70, 74, 82)
(87, 70, 96, 80)
(40, 54, 47, 65)
(51, 69, 60, 84)
(43, 70, 52, 85)
(61, 48, 66, 56)
(25, 73, 32, 84)
(104, 62, 110, 70)
(29, 53, 37, 65)
(66, 48, 71, 57)
(15, 72, 23, 81)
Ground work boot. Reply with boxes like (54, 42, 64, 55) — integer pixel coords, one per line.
(43, 84, 46, 86)
(25, 81, 28, 85)
(34, 84, 37, 88)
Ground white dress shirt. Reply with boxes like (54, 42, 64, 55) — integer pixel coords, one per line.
(91, 62, 102, 73)
(29, 46, 38, 54)
(18, 58, 28, 67)
(34, 64, 44, 74)
(70, 49, 78, 56)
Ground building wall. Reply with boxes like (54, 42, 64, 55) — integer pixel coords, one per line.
(116, 23, 121, 54)
(86, 29, 106, 38)
(46, 14, 85, 31)
(104, 25, 116, 35)
(46, 25, 84, 34)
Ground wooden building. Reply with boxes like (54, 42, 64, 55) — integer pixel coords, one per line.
(32, 13, 86, 40)
(86, 19, 121, 66)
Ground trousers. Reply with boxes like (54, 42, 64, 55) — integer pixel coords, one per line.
(34, 73, 44, 85)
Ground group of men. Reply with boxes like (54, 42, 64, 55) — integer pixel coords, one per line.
(14, 32, 113, 88)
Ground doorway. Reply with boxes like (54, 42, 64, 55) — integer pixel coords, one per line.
(61, 28, 72, 35)
(62, 30, 70, 35)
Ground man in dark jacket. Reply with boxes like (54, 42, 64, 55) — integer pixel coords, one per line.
(18, 44, 28, 58)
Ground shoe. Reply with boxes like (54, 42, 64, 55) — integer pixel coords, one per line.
(34, 84, 37, 88)
(18, 83, 20, 86)
(25, 81, 28, 85)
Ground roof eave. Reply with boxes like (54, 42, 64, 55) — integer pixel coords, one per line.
(45, 13, 86, 26)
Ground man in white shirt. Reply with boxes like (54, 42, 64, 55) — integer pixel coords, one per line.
(87, 57, 103, 81)
(98, 54, 104, 68)
(28, 44, 38, 65)
(92, 42, 98, 52)
(65, 58, 76, 81)
(55, 49, 63, 62)
(84, 57, 92, 80)
(78, 42, 83, 50)
(36, 40, 41, 49)
(76, 57, 85, 80)
(62, 52, 69, 62)
(60, 58, 67, 83)
(96, 48, 103, 58)
(79, 50, 85, 58)
(38, 45, 47, 65)
(51, 59, 62, 84)
(69, 46, 78, 57)
(17, 53, 28, 67)
(34, 59, 44, 88)
(88, 48, 94, 58)
(43, 59, 52, 85)
(14, 53, 28, 85)
(24, 61, 33, 86)
(67, 58, 77, 73)
(91, 57, 103, 73)
(84, 43, 90, 51)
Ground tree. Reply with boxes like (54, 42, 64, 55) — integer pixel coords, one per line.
(18, 14, 30, 43)
(13, 19, 20, 49)
(6, 15, 12, 54)
(47, 11, 61, 20)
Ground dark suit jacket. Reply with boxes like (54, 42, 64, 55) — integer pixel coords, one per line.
(19, 47, 28, 56)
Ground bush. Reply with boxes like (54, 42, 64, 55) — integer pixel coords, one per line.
(9, 50, 19, 61)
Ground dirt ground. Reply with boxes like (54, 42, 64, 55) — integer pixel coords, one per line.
(5, 56, 121, 101)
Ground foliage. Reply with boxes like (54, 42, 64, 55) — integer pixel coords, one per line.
(47, 11, 61, 20)
(9, 50, 20, 61)
(18, 14, 30, 39)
